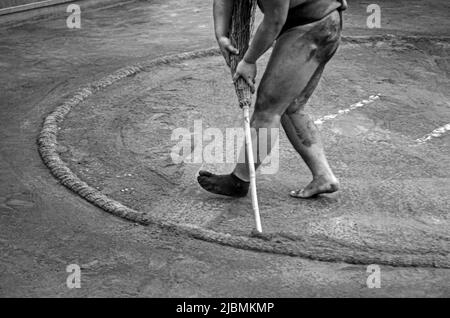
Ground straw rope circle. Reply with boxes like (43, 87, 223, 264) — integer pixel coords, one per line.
(38, 35, 450, 268)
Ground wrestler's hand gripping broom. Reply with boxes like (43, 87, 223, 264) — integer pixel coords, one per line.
(229, 0, 262, 233)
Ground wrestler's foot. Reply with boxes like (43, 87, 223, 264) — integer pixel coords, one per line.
(197, 171, 249, 197)
(290, 175, 339, 199)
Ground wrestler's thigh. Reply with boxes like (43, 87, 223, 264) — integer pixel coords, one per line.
(255, 29, 321, 115)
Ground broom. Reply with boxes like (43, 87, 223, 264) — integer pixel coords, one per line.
(229, 0, 262, 233)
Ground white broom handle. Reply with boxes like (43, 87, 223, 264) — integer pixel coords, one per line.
(242, 105, 262, 233)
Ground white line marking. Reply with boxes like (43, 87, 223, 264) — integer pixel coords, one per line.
(416, 123, 450, 143)
(314, 94, 380, 125)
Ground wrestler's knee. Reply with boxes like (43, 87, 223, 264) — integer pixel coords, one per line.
(285, 97, 308, 115)
(254, 86, 285, 111)
(251, 109, 281, 128)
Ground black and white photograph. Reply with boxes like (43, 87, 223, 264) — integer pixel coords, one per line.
(0, 0, 449, 300)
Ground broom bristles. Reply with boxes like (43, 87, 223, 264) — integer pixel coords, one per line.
(229, 0, 257, 108)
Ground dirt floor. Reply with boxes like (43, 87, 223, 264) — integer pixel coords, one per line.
(0, 0, 449, 297)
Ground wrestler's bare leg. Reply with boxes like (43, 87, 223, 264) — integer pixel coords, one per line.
(281, 66, 339, 198)
(198, 11, 341, 198)
(280, 14, 342, 198)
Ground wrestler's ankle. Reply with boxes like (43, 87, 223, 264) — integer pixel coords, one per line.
(312, 172, 338, 183)
(231, 171, 250, 183)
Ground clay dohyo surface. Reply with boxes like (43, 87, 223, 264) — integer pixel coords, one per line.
(56, 37, 450, 267)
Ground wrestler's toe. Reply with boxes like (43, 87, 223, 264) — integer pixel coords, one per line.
(199, 170, 212, 177)
(197, 175, 211, 189)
